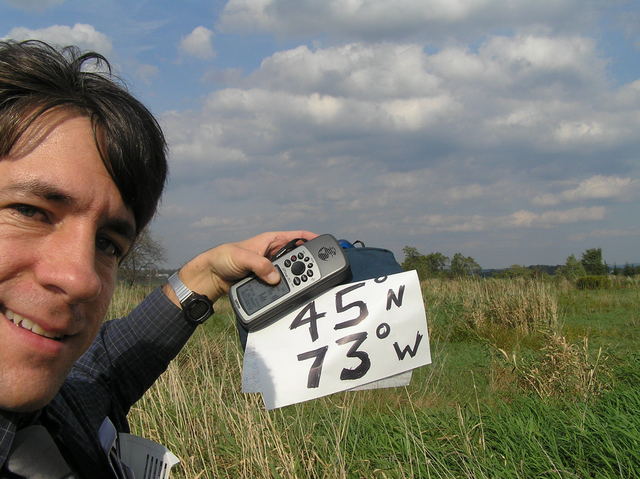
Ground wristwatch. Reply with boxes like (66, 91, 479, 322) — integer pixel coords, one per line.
(168, 272, 214, 324)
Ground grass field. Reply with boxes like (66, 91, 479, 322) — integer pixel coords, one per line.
(108, 276, 640, 478)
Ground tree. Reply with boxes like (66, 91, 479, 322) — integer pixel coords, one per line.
(402, 247, 449, 280)
(402, 246, 422, 266)
(120, 228, 167, 284)
(424, 252, 449, 277)
(558, 254, 586, 280)
(402, 246, 428, 280)
(450, 252, 481, 277)
(495, 264, 534, 279)
(580, 248, 608, 275)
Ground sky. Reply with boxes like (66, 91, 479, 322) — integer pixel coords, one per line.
(1, 0, 639, 269)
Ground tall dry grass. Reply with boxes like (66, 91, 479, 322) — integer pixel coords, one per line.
(106, 282, 156, 319)
(127, 322, 377, 478)
(109, 276, 626, 478)
(497, 334, 610, 401)
(424, 277, 558, 346)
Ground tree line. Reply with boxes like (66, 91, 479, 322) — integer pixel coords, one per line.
(401, 246, 481, 280)
(556, 247, 640, 279)
(402, 246, 639, 280)
(119, 230, 640, 284)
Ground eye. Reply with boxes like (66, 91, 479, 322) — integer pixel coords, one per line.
(11, 204, 50, 222)
(96, 235, 124, 259)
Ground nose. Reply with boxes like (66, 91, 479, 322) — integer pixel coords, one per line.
(35, 224, 103, 303)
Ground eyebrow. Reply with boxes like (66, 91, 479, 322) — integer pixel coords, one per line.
(2, 179, 136, 241)
(3, 178, 73, 203)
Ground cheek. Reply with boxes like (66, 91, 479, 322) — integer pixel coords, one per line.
(0, 233, 34, 280)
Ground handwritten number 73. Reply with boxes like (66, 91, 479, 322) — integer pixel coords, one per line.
(297, 332, 370, 388)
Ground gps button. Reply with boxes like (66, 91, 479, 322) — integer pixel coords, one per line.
(291, 261, 306, 276)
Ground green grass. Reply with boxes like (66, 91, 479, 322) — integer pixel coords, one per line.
(112, 278, 640, 478)
(560, 287, 640, 354)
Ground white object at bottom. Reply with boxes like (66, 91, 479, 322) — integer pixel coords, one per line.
(118, 433, 180, 479)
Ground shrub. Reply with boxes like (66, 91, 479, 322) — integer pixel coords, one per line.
(576, 275, 611, 290)
(503, 333, 610, 400)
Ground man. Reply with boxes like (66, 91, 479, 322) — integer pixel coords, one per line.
(0, 40, 314, 477)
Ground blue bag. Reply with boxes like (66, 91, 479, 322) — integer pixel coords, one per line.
(340, 240, 403, 281)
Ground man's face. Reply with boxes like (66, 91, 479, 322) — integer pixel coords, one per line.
(0, 111, 135, 412)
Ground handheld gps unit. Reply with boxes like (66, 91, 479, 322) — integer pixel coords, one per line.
(230, 234, 351, 331)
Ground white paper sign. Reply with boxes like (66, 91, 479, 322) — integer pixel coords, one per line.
(242, 270, 430, 409)
(349, 370, 412, 391)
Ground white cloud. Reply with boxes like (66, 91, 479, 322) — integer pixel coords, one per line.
(553, 120, 606, 143)
(219, 0, 602, 41)
(568, 227, 640, 242)
(408, 206, 606, 235)
(508, 206, 606, 228)
(161, 110, 249, 167)
(4, 24, 113, 55)
(163, 33, 633, 179)
(482, 35, 599, 75)
(533, 176, 638, 206)
(427, 34, 608, 99)
(250, 43, 439, 99)
(179, 26, 215, 60)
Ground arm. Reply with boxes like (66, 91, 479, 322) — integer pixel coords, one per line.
(71, 231, 317, 419)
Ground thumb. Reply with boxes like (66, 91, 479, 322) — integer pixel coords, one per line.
(251, 256, 281, 285)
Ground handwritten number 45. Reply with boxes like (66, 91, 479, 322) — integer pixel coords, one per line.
(290, 282, 368, 342)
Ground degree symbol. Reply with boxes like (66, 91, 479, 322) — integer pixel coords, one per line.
(376, 322, 391, 339)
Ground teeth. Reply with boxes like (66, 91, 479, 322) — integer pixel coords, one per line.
(6, 309, 63, 340)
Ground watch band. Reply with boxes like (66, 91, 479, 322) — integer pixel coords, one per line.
(168, 272, 192, 303)
(168, 272, 214, 324)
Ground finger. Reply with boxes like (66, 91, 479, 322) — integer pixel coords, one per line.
(229, 231, 318, 285)
(224, 244, 280, 285)
(265, 230, 318, 257)
(236, 230, 317, 257)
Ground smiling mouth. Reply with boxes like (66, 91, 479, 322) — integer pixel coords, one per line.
(4, 308, 65, 341)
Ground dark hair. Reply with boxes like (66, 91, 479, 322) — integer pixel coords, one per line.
(0, 39, 167, 232)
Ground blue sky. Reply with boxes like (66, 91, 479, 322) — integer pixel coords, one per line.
(2, 0, 639, 269)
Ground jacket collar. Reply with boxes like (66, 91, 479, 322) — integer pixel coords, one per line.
(0, 409, 40, 469)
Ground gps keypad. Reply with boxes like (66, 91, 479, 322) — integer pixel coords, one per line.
(279, 245, 318, 289)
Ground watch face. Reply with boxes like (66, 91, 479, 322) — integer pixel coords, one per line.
(186, 296, 213, 323)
